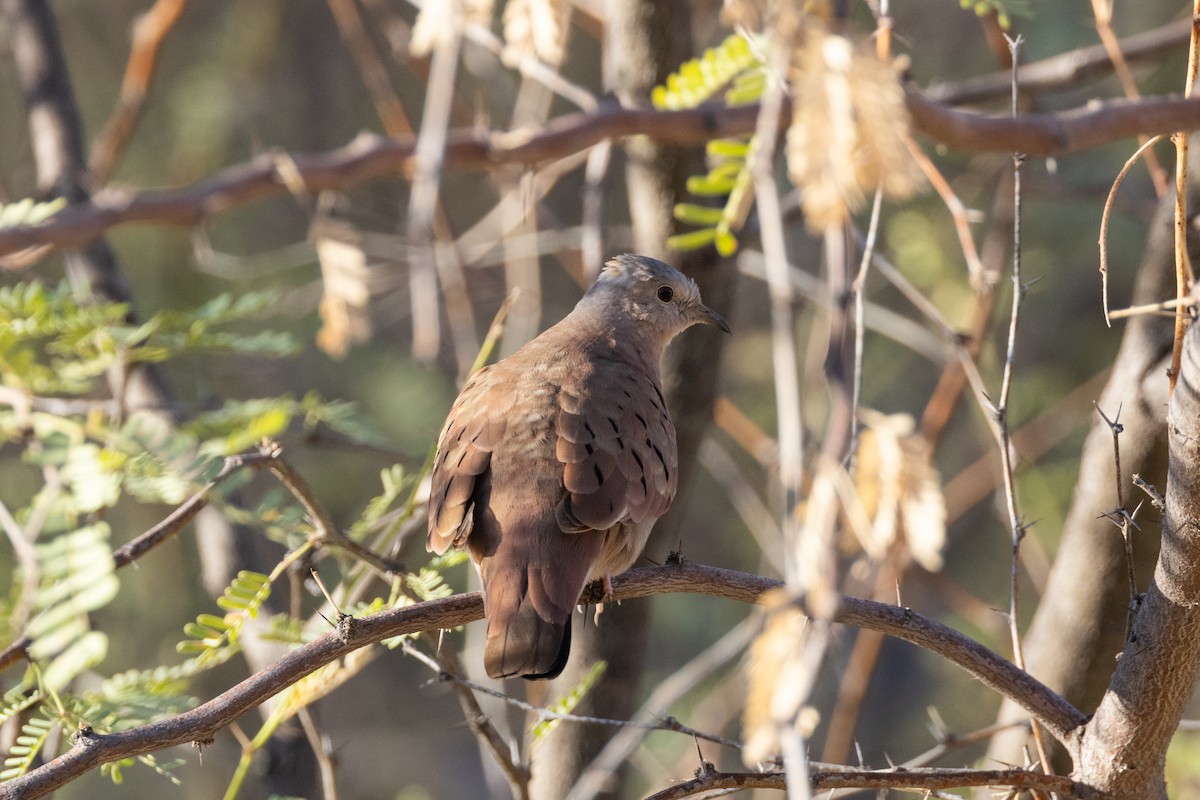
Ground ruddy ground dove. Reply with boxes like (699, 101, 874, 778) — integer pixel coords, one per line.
(427, 254, 729, 679)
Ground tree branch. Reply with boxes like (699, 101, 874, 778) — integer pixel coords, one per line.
(926, 16, 1191, 105)
(4, 92, 1200, 256)
(643, 766, 1104, 800)
(0, 562, 1087, 799)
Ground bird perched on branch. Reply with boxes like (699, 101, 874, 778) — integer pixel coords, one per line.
(427, 254, 729, 679)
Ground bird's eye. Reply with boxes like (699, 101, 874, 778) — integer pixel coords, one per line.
(656, 285, 674, 303)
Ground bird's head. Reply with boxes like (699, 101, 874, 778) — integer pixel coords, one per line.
(585, 254, 730, 342)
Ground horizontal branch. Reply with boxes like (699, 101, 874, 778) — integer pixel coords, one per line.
(0, 562, 1085, 799)
(644, 766, 1104, 800)
(3, 91, 1200, 256)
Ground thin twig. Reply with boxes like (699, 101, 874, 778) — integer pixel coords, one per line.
(110, 450, 274, 567)
(868, 253, 998, 430)
(849, 189, 884, 463)
(418, 640, 530, 799)
(738, 249, 947, 363)
(1099, 134, 1167, 326)
(89, 0, 191, 184)
(1095, 402, 1140, 640)
(907, 141, 987, 288)
(326, 0, 480, 376)
(565, 617, 759, 800)
(251, 442, 405, 576)
(296, 708, 339, 800)
(405, 0, 596, 112)
(1089, 0, 1169, 196)
(997, 33, 1053, 781)
(402, 642, 742, 751)
(1108, 295, 1192, 319)
(1170, 2, 1200, 393)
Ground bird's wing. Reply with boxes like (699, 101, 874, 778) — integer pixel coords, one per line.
(555, 362, 677, 532)
(427, 367, 509, 554)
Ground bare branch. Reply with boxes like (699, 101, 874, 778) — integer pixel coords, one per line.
(110, 451, 273, 568)
(643, 765, 1103, 800)
(5, 92, 1200, 256)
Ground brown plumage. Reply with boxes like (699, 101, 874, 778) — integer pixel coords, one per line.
(427, 254, 729, 679)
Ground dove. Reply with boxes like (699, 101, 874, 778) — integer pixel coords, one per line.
(427, 254, 729, 679)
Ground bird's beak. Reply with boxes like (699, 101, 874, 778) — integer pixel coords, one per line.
(695, 303, 731, 334)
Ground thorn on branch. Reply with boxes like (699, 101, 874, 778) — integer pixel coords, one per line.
(1132, 473, 1165, 511)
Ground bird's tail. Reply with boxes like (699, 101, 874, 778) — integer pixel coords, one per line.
(479, 529, 604, 680)
(484, 588, 572, 679)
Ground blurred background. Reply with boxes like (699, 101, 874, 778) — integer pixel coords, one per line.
(0, 0, 1195, 797)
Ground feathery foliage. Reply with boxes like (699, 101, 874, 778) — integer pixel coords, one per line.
(653, 34, 763, 255)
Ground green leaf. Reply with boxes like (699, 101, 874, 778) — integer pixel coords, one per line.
(673, 204, 726, 226)
(667, 228, 718, 252)
(714, 229, 740, 257)
(531, 661, 607, 742)
(0, 197, 66, 228)
(0, 714, 57, 780)
(706, 139, 751, 159)
(42, 630, 108, 692)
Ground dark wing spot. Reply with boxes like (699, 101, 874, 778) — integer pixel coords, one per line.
(607, 416, 620, 432)
(584, 420, 596, 438)
(632, 450, 644, 470)
(635, 412, 648, 428)
(615, 436, 624, 450)
(653, 385, 667, 411)
(593, 463, 605, 486)
(585, 443, 594, 455)
(653, 444, 671, 482)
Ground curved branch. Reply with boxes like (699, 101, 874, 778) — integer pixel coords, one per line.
(0, 562, 1086, 799)
(3, 92, 1200, 256)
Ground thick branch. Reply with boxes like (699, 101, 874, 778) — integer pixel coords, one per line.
(3, 92, 1200, 255)
(0, 562, 1086, 799)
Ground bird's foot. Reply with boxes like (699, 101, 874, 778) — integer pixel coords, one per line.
(592, 574, 617, 625)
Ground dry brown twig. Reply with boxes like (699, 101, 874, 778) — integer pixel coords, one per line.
(1170, 2, 1200, 393)
(1099, 134, 1168, 326)
(1088, 0, 1169, 196)
(89, 0, 192, 184)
